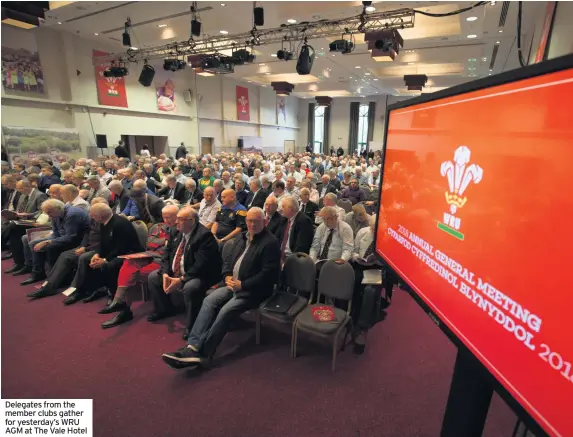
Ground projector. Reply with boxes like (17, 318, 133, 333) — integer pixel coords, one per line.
(404, 74, 428, 91)
(232, 49, 256, 65)
(329, 39, 354, 54)
(103, 66, 128, 78)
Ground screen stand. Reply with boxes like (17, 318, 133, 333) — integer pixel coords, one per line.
(440, 349, 493, 437)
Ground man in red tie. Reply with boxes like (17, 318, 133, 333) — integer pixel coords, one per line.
(273, 196, 314, 263)
(146, 206, 222, 340)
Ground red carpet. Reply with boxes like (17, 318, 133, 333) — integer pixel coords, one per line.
(2, 259, 516, 437)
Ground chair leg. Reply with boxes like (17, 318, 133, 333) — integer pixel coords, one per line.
(291, 321, 298, 358)
(140, 282, 147, 302)
(255, 310, 261, 345)
(332, 332, 339, 373)
(341, 320, 353, 352)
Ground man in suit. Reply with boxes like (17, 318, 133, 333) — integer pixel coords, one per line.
(1, 174, 20, 211)
(263, 195, 284, 235)
(134, 169, 156, 193)
(234, 179, 249, 207)
(39, 165, 61, 192)
(183, 178, 203, 207)
(245, 178, 268, 209)
(62, 203, 143, 305)
(147, 206, 222, 339)
(317, 174, 338, 201)
(17, 199, 90, 285)
(114, 140, 129, 159)
(298, 188, 319, 224)
(274, 196, 314, 261)
(156, 175, 186, 202)
(14, 179, 48, 220)
(161, 207, 281, 369)
(121, 180, 164, 225)
(108, 180, 130, 214)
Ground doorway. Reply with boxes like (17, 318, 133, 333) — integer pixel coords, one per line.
(284, 139, 295, 154)
(201, 137, 214, 155)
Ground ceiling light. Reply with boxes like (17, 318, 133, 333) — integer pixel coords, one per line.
(57, 21, 62, 24)
(365, 6, 376, 12)
(158, 24, 167, 28)
(498, 29, 503, 33)
(490, 1, 496, 5)
(260, 63, 266, 66)
(265, 72, 271, 75)
(221, 3, 226, 5)
(468, 67, 476, 70)
(271, 54, 277, 57)
(355, 66, 361, 69)
(468, 58, 476, 62)
(373, 78, 378, 81)
(331, 54, 335, 57)
(467, 34, 477, 39)
(365, 72, 371, 75)
(489, 73, 492, 76)
(220, 30, 228, 34)
(287, 19, 296, 24)
(247, 81, 252, 83)
(130, 47, 138, 50)
(482, 57, 487, 61)
(489, 69, 493, 72)
(466, 16, 478, 22)
(94, 32, 99, 36)
(496, 40, 501, 44)
(408, 62, 415, 65)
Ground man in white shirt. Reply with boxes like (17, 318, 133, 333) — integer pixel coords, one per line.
(310, 206, 354, 262)
(61, 184, 89, 212)
(315, 193, 346, 225)
(261, 163, 274, 181)
(284, 176, 300, 202)
(96, 167, 112, 185)
(174, 167, 188, 185)
(368, 169, 381, 189)
(221, 171, 233, 190)
(197, 186, 221, 230)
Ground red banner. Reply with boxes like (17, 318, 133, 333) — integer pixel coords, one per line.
(236, 86, 250, 121)
(93, 50, 128, 108)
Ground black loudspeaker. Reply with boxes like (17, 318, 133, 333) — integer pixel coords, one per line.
(254, 7, 264, 26)
(191, 19, 202, 37)
(139, 64, 155, 87)
(238, 138, 244, 149)
(96, 134, 108, 149)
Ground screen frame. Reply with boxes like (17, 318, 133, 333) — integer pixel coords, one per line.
(375, 53, 573, 437)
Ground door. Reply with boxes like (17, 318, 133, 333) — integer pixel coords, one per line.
(201, 137, 213, 155)
(284, 140, 295, 154)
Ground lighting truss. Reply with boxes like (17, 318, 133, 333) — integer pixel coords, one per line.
(92, 8, 415, 65)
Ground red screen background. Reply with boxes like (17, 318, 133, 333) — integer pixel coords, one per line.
(376, 69, 573, 437)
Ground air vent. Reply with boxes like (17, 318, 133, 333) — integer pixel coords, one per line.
(489, 45, 499, 70)
(498, 1, 510, 27)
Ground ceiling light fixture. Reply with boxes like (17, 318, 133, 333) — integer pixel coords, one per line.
(355, 66, 361, 69)
(467, 34, 477, 39)
(466, 16, 478, 21)
(490, 1, 496, 5)
(130, 47, 138, 51)
(260, 63, 266, 66)
(220, 30, 228, 34)
(373, 78, 378, 81)
(265, 72, 271, 75)
(271, 54, 277, 57)
(94, 32, 99, 36)
(408, 62, 415, 65)
(365, 72, 371, 75)
(221, 3, 226, 6)
(496, 40, 501, 44)
(287, 19, 296, 24)
(489, 69, 493, 72)
(58, 21, 62, 24)
(158, 24, 167, 28)
(498, 29, 503, 33)
(365, 6, 376, 12)
(468, 58, 476, 62)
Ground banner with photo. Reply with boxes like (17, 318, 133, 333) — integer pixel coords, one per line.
(93, 50, 128, 107)
(2, 126, 81, 167)
(276, 96, 287, 125)
(1, 26, 44, 95)
(154, 68, 176, 112)
(236, 86, 250, 121)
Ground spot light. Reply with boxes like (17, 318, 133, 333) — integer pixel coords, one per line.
(466, 16, 478, 21)
(467, 34, 477, 39)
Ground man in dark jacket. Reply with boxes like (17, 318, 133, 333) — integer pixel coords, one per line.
(175, 142, 188, 160)
(245, 178, 268, 209)
(62, 204, 142, 305)
(114, 140, 129, 159)
(274, 196, 314, 260)
(147, 206, 222, 339)
(108, 180, 130, 214)
(161, 207, 280, 368)
(156, 175, 186, 202)
(263, 195, 284, 235)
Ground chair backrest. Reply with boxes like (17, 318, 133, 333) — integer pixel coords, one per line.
(317, 259, 355, 302)
(283, 252, 316, 293)
(337, 198, 353, 213)
(132, 220, 148, 249)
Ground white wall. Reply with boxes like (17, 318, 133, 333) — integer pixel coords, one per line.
(1, 25, 300, 158)
(297, 95, 410, 153)
(196, 75, 300, 154)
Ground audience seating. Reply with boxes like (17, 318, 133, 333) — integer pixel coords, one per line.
(337, 198, 353, 213)
(132, 220, 148, 249)
(291, 259, 355, 372)
(255, 252, 316, 349)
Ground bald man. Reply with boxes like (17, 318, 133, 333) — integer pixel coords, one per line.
(63, 203, 143, 305)
(147, 206, 222, 339)
(211, 189, 247, 244)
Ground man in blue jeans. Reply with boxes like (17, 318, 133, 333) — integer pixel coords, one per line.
(161, 207, 281, 369)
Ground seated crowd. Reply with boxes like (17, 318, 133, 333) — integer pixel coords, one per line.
(1, 145, 394, 369)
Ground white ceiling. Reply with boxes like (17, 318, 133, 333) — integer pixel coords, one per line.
(42, 1, 547, 98)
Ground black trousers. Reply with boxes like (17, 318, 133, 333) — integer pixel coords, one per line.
(45, 249, 96, 292)
(75, 254, 124, 296)
(8, 223, 29, 266)
(148, 269, 212, 331)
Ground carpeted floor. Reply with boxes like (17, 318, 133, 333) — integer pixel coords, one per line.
(1, 259, 517, 437)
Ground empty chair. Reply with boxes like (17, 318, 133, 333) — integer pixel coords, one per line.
(131, 220, 148, 250)
(255, 253, 316, 349)
(291, 259, 355, 372)
(337, 198, 353, 213)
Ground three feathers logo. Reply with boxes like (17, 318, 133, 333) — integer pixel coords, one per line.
(438, 145, 483, 240)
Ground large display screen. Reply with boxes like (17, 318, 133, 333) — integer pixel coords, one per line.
(376, 66, 573, 437)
